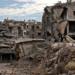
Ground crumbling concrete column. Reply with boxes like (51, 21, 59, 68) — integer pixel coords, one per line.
(63, 37, 66, 47)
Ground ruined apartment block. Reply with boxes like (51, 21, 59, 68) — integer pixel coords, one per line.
(42, 0, 75, 43)
(0, 18, 28, 62)
(28, 20, 43, 39)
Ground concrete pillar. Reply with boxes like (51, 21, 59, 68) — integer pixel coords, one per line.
(10, 54, 12, 61)
(63, 37, 66, 47)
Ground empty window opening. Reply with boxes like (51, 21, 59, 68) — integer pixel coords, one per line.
(38, 33, 41, 35)
(47, 31, 51, 37)
(69, 21, 75, 33)
(12, 54, 16, 60)
(71, 37, 75, 40)
(27, 31, 29, 35)
(32, 34, 34, 38)
(3, 24, 5, 25)
(24, 32, 26, 35)
(73, 11, 75, 16)
(27, 26, 28, 28)
(61, 8, 67, 20)
(37, 26, 39, 29)
(24, 24, 26, 29)
(18, 27, 21, 34)
(2, 54, 10, 61)
(9, 27, 12, 33)
(32, 26, 34, 32)
(47, 17, 50, 26)
(69, 35, 75, 40)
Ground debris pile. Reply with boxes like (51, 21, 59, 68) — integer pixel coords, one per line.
(9, 43, 75, 75)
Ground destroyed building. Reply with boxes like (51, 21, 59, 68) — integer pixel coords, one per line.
(4, 18, 28, 38)
(28, 20, 43, 38)
(0, 22, 15, 62)
(42, 0, 75, 43)
(0, 19, 26, 62)
(14, 38, 45, 59)
(0, 18, 43, 62)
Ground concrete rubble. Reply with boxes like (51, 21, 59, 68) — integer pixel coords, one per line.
(4, 42, 75, 75)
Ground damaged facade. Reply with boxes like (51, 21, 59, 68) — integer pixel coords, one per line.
(14, 38, 45, 59)
(42, 0, 75, 42)
(28, 20, 43, 38)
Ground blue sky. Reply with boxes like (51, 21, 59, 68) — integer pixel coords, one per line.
(0, 0, 67, 22)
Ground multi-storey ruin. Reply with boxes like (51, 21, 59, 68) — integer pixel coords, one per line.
(28, 20, 42, 38)
(0, 18, 42, 62)
(0, 19, 25, 62)
(42, 0, 75, 43)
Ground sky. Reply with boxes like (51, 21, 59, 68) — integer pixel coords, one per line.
(0, 0, 67, 22)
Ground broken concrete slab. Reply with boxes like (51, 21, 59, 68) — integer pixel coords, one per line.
(57, 21, 67, 37)
(53, 7, 64, 19)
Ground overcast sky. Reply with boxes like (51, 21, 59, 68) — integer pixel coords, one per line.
(0, 0, 67, 21)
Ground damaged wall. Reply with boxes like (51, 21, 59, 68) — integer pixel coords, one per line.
(14, 38, 45, 59)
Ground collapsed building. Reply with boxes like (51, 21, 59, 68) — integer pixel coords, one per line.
(0, 18, 43, 62)
(42, 0, 75, 43)
(4, 18, 27, 38)
(0, 19, 25, 62)
(0, 22, 15, 62)
(14, 38, 45, 59)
